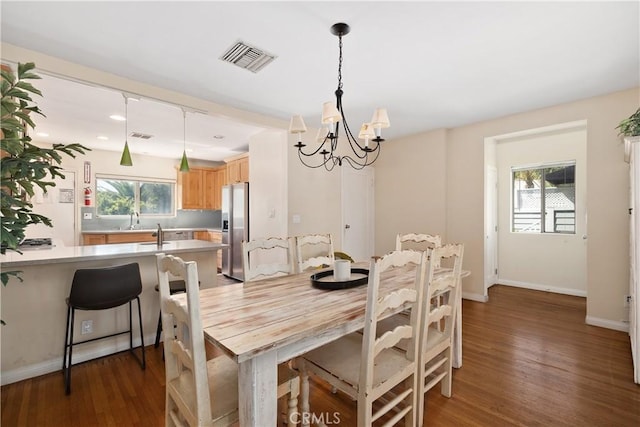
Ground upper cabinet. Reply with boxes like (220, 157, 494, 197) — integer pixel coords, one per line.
(178, 166, 226, 210)
(225, 153, 249, 183)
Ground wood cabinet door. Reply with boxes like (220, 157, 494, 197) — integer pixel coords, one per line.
(227, 160, 240, 184)
(213, 168, 226, 209)
(194, 231, 210, 241)
(239, 157, 249, 182)
(106, 232, 155, 244)
(202, 169, 216, 210)
(181, 169, 203, 209)
(82, 234, 106, 245)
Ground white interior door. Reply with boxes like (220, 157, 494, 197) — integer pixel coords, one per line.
(484, 165, 499, 297)
(25, 170, 77, 246)
(341, 167, 374, 262)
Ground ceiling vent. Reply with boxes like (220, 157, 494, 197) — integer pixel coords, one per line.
(130, 132, 153, 140)
(220, 40, 276, 73)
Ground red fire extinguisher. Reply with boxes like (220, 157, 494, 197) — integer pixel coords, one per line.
(84, 187, 92, 206)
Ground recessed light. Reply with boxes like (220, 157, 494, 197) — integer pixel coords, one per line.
(110, 114, 126, 121)
(213, 135, 225, 139)
(97, 135, 109, 140)
(36, 132, 49, 137)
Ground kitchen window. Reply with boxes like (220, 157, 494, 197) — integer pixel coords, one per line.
(96, 176, 175, 217)
(512, 162, 575, 234)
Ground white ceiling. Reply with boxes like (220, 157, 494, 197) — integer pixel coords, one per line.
(1, 1, 638, 163)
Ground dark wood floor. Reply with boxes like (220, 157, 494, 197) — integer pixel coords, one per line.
(2, 285, 639, 426)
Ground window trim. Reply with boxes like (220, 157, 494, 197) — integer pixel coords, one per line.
(511, 161, 576, 235)
(95, 174, 177, 218)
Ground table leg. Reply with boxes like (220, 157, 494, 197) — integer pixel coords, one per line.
(238, 351, 278, 426)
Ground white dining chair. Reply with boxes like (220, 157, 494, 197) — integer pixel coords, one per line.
(242, 237, 296, 282)
(156, 253, 300, 427)
(298, 250, 427, 427)
(416, 243, 464, 424)
(294, 233, 335, 273)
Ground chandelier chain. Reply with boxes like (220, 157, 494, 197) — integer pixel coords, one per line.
(337, 35, 343, 90)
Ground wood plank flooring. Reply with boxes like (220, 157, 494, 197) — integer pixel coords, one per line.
(2, 285, 639, 426)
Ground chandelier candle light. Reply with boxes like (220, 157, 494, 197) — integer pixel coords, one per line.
(289, 22, 390, 170)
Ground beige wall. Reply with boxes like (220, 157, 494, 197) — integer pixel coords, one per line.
(375, 129, 448, 255)
(496, 127, 587, 295)
(376, 87, 638, 328)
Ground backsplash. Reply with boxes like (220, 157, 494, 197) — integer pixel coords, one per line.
(81, 208, 222, 231)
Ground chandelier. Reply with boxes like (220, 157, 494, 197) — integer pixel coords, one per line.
(289, 23, 390, 170)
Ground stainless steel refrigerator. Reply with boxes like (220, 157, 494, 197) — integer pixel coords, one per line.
(221, 182, 249, 281)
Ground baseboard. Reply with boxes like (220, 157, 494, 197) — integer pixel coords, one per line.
(462, 291, 488, 302)
(585, 316, 630, 333)
(497, 279, 587, 297)
(1, 332, 156, 386)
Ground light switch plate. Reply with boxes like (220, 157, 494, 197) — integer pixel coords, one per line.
(83, 212, 92, 220)
(292, 214, 301, 224)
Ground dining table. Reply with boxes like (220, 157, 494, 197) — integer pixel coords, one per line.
(188, 263, 469, 426)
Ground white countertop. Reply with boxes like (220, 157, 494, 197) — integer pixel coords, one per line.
(81, 228, 222, 234)
(0, 240, 227, 267)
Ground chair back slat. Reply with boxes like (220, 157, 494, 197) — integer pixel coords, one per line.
(294, 233, 335, 272)
(242, 237, 295, 282)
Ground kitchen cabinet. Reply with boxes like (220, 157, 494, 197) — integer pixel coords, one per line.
(225, 153, 249, 183)
(82, 234, 106, 245)
(178, 166, 226, 210)
(82, 232, 155, 245)
(194, 230, 223, 270)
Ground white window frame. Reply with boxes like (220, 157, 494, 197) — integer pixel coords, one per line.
(95, 174, 177, 218)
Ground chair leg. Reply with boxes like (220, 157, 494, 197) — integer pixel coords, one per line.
(154, 311, 163, 348)
(299, 359, 311, 427)
(286, 382, 299, 427)
(441, 347, 453, 398)
(62, 305, 71, 371)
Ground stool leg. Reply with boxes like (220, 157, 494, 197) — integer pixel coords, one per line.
(136, 296, 146, 369)
(65, 308, 76, 395)
(154, 312, 163, 348)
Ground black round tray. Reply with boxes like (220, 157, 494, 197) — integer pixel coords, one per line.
(310, 268, 369, 290)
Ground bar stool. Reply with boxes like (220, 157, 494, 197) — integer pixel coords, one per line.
(62, 263, 145, 395)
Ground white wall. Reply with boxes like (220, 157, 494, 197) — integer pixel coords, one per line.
(375, 129, 448, 255)
(496, 126, 587, 296)
(248, 129, 289, 266)
(376, 87, 638, 329)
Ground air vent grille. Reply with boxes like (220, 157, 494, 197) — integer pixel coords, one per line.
(220, 41, 276, 73)
(130, 132, 153, 140)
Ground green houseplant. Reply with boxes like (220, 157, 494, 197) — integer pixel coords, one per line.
(616, 107, 640, 138)
(1, 62, 88, 289)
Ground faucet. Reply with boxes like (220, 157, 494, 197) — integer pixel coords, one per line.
(129, 212, 139, 230)
(155, 223, 164, 247)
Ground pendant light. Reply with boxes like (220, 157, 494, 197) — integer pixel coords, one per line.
(119, 94, 133, 166)
(179, 109, 190, 172)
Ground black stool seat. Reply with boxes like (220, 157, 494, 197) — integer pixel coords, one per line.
(154, 280, 189, 348)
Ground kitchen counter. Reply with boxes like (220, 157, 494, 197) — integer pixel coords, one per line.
(1, 240, 228, 385)
(1, 240, 227, 267)
(81, 227, 222, 234)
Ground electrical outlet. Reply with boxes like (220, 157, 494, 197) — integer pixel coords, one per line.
(624, 295, 632, 308)
(81, 320, 93, 335)
(83, 212, 92, 220)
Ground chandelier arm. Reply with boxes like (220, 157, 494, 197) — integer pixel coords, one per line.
(297, 138, 330, 157)
(297, 150, 332, 169)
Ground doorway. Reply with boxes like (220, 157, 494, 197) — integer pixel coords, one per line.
(484, 121, 588, 299)
(341, 167, 375, 262)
